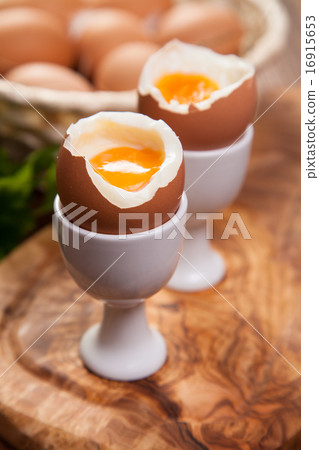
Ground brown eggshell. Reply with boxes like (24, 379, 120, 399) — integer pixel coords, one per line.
(0, 7, 75, 73)
(56, 143, 185, 235)
(79, 0, 172, 17)
(5, 62, 93, 91)
(157, 3, 243, 55)
(138, 75, 257, 150)
(31, 0, 81, 24)
(0, 0, 81, 24)
(94, 41, 160, 91)
(73, 8, 146, 77)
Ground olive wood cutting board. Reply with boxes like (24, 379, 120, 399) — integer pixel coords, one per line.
(0, 88, 301, 449)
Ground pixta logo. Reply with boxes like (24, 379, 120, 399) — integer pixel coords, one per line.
(117, 212, 251, 240)
(52, 202, 98, 249)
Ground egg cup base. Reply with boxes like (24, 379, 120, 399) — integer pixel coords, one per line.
(167, 224, 225, 292)
(80, 301, 167, 381)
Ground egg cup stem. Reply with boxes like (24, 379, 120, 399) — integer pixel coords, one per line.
(80, 300, 167, 381)
(167, 223, 225, 292)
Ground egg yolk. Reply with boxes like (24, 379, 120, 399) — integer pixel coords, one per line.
(89, 146, 165, 192)
(155, 72, 219, 104)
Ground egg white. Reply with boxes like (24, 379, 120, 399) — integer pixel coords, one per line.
(64, 111, 183, 208)
(138, 39, 255, 114)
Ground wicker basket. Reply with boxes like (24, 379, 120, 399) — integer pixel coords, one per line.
(0, 0, 288, 148)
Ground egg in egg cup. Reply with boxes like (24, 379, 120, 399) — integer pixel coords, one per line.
(54, 112, 187, 381)
(138, 40, 257, 292)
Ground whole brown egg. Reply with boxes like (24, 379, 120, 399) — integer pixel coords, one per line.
(94, 41, 160, 91)
(80, 0, 172, 17)
(0, 7, 75, 73)
(6, 62, 93, 91)
(157, 2, 243, 55)
(70, 8, 146, 77)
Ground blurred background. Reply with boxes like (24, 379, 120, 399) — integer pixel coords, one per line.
(0, 0, 300, 259)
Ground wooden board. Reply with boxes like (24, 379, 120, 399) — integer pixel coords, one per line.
(0, 88, 301, 449)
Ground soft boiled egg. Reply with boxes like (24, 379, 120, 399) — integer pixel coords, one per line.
(138, 40, 257, 150)
(56, 111, 184, 234)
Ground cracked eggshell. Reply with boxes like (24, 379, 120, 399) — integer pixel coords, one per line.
(138, 40, 257, 150)
(56, 111, 184, 235)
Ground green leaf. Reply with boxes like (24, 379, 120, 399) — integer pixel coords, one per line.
(0, 148, 20, 177)
(0, 145, 58, 259)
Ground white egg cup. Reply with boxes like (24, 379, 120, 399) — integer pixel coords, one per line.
(53, 193, 187, 381)
(167, 126, 254, 292)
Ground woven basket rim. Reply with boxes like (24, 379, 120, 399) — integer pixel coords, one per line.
(243, 0, 289, 67)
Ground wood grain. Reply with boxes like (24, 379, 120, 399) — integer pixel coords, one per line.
(0, 88, 300, 449)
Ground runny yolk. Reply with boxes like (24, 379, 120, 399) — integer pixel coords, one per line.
(155, 72, 219, 104)
(89, 146, 165, 192)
